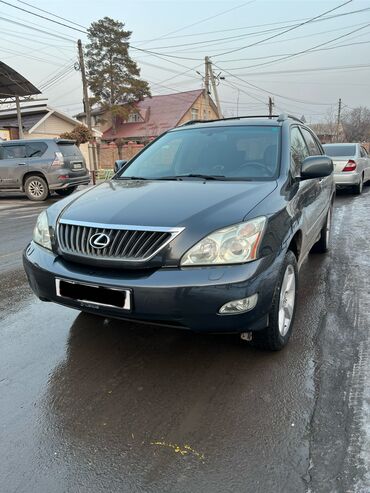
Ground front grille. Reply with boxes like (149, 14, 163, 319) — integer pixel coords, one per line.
(57, 221, 182, 262)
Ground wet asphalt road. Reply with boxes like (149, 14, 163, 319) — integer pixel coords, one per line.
(0, 189, 369, 493)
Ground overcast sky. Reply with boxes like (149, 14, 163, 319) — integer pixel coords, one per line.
(1, 0, 370, 122)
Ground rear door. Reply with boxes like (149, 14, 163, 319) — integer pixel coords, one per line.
(0, 143, 28, 188)
(26, 141, 49, 173)
(57, 141, 87, 176)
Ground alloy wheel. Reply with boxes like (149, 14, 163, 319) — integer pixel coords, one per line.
(29, 180, 45, 198)
(278, 264, 296, 336)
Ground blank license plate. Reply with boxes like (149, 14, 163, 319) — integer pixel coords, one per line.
(56, 278, 131, 310)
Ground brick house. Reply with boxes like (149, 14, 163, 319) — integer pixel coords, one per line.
(76, 89, 219, 143)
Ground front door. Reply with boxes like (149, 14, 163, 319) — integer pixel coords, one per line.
(290, 126, 321, 258)
(0, 144, 28, 188)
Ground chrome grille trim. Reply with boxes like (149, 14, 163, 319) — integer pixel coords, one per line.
(57, 220, 184, 263)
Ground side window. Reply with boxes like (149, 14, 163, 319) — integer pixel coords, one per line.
(361, 146, 367, 158)
(290, 127, 309, 176)
(301, 128, 321, 156)
(26, 142, 47, 158)
(2, 145, 27, 159)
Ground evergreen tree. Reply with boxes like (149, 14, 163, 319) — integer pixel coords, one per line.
(86, 17, 151, 130)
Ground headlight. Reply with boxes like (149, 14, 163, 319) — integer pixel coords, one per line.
(181, 217, 266, 266)
(33, 210, 52, 250)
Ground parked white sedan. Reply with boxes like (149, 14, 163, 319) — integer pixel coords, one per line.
(323, 143, 370, 194)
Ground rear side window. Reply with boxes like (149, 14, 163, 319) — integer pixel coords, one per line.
(301, 128, 321, 156)
(27, 142, 48, 158)
(360, 146, 367, 157)
(57, 144, 80, 157)
(290, 127, 309, 175)
(0, 144, 27, 159)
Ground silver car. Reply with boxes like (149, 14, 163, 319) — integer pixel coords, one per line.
(323, 143, 370, 194)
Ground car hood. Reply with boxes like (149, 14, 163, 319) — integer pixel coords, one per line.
(58, 179, 277, 230)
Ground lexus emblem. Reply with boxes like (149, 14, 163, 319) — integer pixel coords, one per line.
(89, 233, 111, 249)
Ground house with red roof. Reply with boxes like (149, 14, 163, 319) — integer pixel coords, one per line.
(76, 89, 220, 144)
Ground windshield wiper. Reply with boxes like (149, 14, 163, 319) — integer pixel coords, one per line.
(171, 173, 227, 180)
(117, 176, 148, 180)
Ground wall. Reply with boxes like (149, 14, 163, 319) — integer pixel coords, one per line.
(98, 142, 144, 169)
(178, 93, 219, 125)
(29, 113, 75, 137)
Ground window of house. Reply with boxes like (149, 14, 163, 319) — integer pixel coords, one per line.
(290, 127, 309, 176)
(128, 113, 141, 123)
(191, 107, 199, 120)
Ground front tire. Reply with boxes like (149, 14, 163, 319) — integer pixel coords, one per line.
(251, 250, 298, 351)
(24, 175, 49, 201)
(55, 186, 77, 197)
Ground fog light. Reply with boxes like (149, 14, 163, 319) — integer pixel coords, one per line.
(58, 174, 69, 180)
(219, 293, 258, 314)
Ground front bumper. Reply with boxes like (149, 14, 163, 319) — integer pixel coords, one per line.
(334, 171, 360, 186)
(23, 242, 284, 333)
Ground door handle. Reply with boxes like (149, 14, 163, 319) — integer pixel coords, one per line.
(18, 162, 27, 165)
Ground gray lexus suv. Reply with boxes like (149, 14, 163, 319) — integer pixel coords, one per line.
(0, 138, 90, 201)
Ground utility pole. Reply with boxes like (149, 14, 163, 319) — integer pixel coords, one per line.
(77, 39, 96, 183)
(336, 98, 342, 141)
(208, 61, 223, 118)
(268, 96, 274, 118)
(77, 39, 92, 131)
(15, 96, 24, 139)
(204, 56, 211, 120)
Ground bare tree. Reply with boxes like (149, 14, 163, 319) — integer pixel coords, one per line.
(341, 106, 370, 142)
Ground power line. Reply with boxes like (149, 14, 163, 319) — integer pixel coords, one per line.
(226, 21, 370, 72)
(216, 38, 370, 70)
(132, 6, 370, 43)
(214, 63, 335, 106)
(0, 14, 76, 42)
(0, 0, 86, 33)
(136, 0, 258, 45)
(212, 0, 353, 57)
(15, 0, 86, 29)
(225, 63, 370, 77)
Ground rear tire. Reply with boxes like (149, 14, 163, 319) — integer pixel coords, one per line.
(251, 250, 298, 351)
(311, 206, 332, 253)
(24, 175, 49, 201)
(55, 186, 77, 197)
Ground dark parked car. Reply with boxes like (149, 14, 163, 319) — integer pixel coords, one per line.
(24, 114, 334, 350)
(0, 138, 90, 201)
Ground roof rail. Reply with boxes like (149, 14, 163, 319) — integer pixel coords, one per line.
(180, 114, 302, 126)
(277, 113, 304, 123)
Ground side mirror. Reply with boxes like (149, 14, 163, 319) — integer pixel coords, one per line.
(301, 155, 333, 179)
(114, 160, 127, 173)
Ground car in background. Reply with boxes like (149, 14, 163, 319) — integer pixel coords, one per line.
(322, 143, 370, 194)
(24, 114, 335, 351)
(0, 138, 90, 201)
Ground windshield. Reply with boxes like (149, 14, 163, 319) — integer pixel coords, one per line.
(117, 125, 280, 181)
(323, 144, 356, 157)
